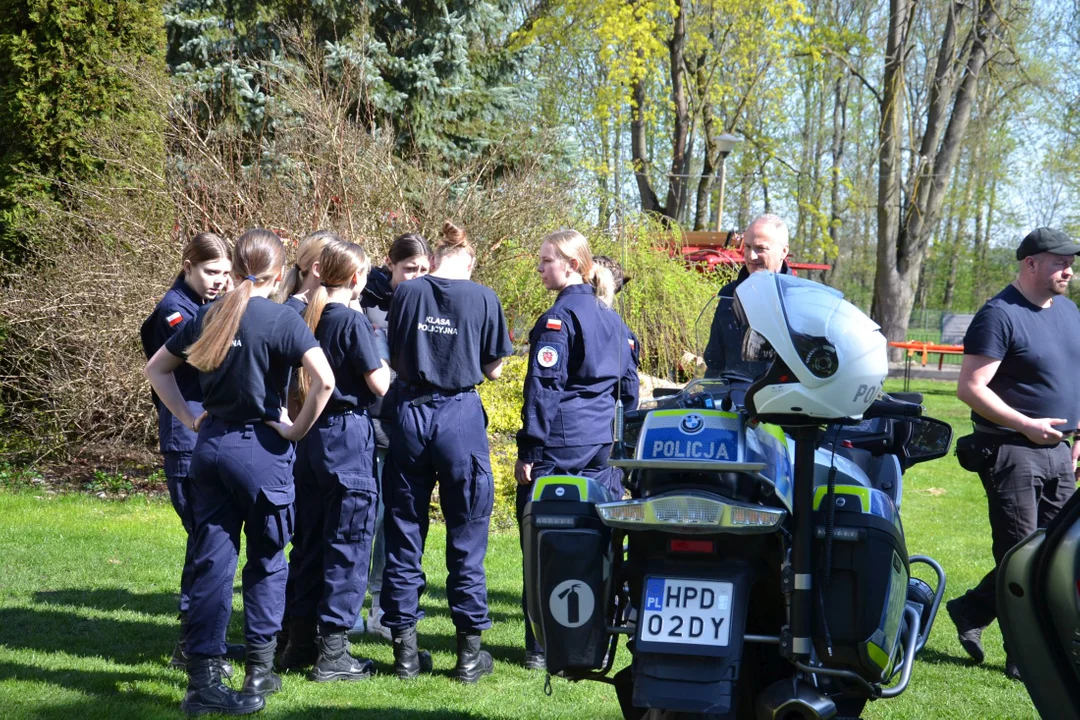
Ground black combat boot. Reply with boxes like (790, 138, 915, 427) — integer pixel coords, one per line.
(308, 630, 375, 682)
(275, 616, 318, 671)
(171, 613, 237, 678)
(181, 654, 265, 716)
(241, 640, 282, 697)
(452, 631, 493, 684)
(391, 624, 433, 680)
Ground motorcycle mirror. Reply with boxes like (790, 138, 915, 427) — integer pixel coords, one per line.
(903, 416, 953, 467)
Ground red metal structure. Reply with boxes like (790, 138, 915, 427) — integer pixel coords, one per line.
(673, 230, 831, 275)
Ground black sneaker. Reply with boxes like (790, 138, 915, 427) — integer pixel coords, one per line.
(523, 652, 545, 671)
(1005, 658, 1022, 682)
(945, 597, 985, 663)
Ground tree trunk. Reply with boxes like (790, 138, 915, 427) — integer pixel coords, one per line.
(693, 60, 717, 231)
(630, 70, 662, 215)
(871, 0, 912, 344)
(663, 0, 689, 222)
(873, 0, 1002, 352)
(825, 74, 852, 286)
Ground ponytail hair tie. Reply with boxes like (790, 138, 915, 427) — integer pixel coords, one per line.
(245, 274, 258, 283)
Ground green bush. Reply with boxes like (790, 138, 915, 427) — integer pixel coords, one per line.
(594, 223, 735, 379)
(478, 355, 527, 526)
(0, 0, 166, 257)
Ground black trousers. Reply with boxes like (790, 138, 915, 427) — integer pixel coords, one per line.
(960, 438, 1076, 627)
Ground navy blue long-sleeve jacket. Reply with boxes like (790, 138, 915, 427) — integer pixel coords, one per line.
(517, 283, 638, 463)
(140, 275, 206, 453)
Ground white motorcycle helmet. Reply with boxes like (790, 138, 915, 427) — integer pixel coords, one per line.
(732, 272, 888, 421)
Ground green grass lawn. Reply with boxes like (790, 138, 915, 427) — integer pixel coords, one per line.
(0, 379, 1038, 718)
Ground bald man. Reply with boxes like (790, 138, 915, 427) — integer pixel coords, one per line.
(703, 214, 791, 378)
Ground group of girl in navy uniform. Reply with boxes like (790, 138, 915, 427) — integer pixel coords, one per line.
(144, 224, 637, 716)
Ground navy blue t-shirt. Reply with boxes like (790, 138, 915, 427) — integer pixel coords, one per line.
(284, 295, 307, 315)
(166, 296, 320, 423)
(964, 284, 1080, 432)
(388, 275, 512, 391)
(140, 275, 207, 453)
(316, 303, 384, 415)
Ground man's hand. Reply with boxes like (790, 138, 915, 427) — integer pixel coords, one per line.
(1020, 417, 1067, 446)
(515, 460, 533, 485)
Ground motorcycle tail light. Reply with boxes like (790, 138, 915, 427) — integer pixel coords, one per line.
(669, 539, 716, 554)
(596, 502, 647, 524)
(595, 492, 785, 535)
(729, 505, 786, 528)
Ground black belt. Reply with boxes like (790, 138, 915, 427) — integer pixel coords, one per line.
(973, 427, 1073, 448)
(402, 385, 474, 407)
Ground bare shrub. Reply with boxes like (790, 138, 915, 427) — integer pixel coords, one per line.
(0, 45, 577, 458)
(0, 38, 724, 462)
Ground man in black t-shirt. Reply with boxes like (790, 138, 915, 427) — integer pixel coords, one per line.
(948, 227, 1080, 682)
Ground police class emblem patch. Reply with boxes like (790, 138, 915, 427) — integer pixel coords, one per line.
(680, 413, 705, 434)
(537, 345, 559, 367)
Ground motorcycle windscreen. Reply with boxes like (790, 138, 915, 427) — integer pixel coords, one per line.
(534, 528, 611, 675)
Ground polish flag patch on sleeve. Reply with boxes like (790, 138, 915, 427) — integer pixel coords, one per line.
(545, 317, 563, 331)
(165, 312, 184, 327)
(628, 338, 635, 349)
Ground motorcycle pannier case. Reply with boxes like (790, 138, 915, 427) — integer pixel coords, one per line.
(812, 485, 910, 682)
(521, 475, 615, 675)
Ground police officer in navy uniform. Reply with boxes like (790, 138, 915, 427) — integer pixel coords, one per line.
(703, 214, 791, 378)
(147, 229, 336, 716)
(381, 221, 512, 683)
(514, 230, 637, 669)
(140, 232, 246, 672)
(280, 240, 390, 682)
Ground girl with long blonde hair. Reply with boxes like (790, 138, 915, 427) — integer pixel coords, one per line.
(513, 229, 639, 669)
(146, 228, 335, 716)
(276, 240, 391, 681)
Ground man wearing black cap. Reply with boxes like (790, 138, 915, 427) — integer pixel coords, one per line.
(948, 227, 1080, 681)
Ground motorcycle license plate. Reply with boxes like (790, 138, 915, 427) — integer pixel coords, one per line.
(638, 577, 733, 647)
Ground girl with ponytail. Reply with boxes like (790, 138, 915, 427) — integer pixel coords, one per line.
(354, 231, 430, 640)
(277, 230, 340, 313)
(512, 229, 639, 670)
(146, 228, 335, 716)
(380, 220, 512, 683)
(276, 240, 390, 682)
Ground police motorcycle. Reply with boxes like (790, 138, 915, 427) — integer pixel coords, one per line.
(522, 272, 953, 719)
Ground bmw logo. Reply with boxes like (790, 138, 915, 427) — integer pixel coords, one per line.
(680, 414, 705, 434)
